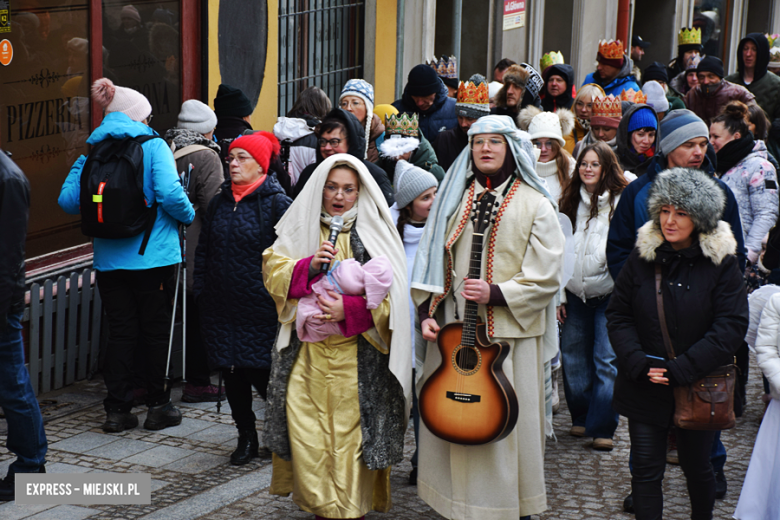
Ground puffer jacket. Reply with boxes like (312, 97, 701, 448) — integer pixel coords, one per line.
(565, 181, 633, 302)
(58, 112, 195, 271)
(273, 115, 319, 185)
(684, 80, 756, 126)
(606, 220, 748, 427)
(432, 125, 469, 172)
(377, 132, 446, 183)
(392, 79, 457, 142)
(720, 140, 779, 256)
(582, 57, 641, 97)
(194, 176, 292, 370)
(0, 150, 30, 319)
(755, 292, 780, 400)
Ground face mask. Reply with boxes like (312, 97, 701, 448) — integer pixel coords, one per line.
(701, 81, 721, 97)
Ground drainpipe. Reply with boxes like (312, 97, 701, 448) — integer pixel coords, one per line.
(453, 0, 462, 66)
(617, 0, 630, 45)
(395, 0, 406, 99)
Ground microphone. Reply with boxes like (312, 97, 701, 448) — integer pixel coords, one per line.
(320, 216, 344, 273)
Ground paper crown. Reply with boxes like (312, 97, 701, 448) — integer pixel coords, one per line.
(456, 80, 490, 106)
(386, 113, 419, 137)
(678, 27, 702, 46)
(620, 88, 647, 104)
(428, 55, 458, 79)
(766, 34, 779, 48)
(540, 51, 564, 71)
(592, 95, 622, 118)
(598, 40, 624, 60)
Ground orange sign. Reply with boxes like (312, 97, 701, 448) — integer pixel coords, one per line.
(0, 39, 11, 66)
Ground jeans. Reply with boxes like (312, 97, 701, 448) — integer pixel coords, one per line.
(559, 291, 619, 438)
(629, 420, 716, 520)
(97, 266, 175, 413)
(0, 312, 47, 474)
(222, 367, 270, 431)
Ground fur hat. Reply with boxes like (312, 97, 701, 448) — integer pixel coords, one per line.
(516, 106, 574, 147)
(228, 131, 280, 174)
(495, 65, 529, 107)
(92, 78, 152, 122)
(647, 167, 725, 234)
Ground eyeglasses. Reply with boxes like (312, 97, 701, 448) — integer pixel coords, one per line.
(340, 99, 365, 109)
(472, 137, 507, 149)
(225, 154, 255, 165)
(533, 140, 554, 150)
(323, 184, 358, 201)
(579, 161, 601, 170)
(318, 137, 344, 148)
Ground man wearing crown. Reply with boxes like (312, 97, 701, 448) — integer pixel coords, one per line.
(667, 28, 703, 80)
(725, 34, 780, 158)
(582, 40, 641, 97)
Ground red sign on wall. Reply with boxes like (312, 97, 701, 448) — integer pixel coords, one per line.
(503, 0, 525, 31)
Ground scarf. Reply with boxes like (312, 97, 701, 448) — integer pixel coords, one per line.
(320, 203, 359, 232)
(269, 153, 411, 408)
(577, 117, 591, 133)
(716, 133, 756, 174)
(231, 175, 267, 203)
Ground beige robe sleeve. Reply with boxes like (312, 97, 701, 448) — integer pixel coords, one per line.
(496, 197, 565, 331)
(262, 246, 299, 324)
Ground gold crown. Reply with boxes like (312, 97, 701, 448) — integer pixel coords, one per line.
(540, 51, 564, 71)
(598, 39, 624, 60)
(456, 80, 490, 106)
(592, 95, 622, 118)
(386, 113, 419, 137)
(620, 88, 647, 104)
(678, 27, 701, 46)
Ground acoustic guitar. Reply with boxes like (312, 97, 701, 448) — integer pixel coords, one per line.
(419, 190, 519, 445)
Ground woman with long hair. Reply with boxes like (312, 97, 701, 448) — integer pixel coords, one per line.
(518, 106, 576, 202)
(556, 141, 634, 451)
(569, 84, 606, 153)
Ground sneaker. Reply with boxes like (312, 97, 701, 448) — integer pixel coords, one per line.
(102, 412, 139, 433)
(570, 426, 586, 437)
(144, 401, 182, 431)
(593, 438, 613, 451)
(181, 383, 226, 403)
(715, 471, 727, 499)
(0, 466, 45, 502)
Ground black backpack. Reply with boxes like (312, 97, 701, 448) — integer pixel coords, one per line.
(79, 135, 162, 255)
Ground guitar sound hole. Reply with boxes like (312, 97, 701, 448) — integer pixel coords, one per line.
(456, 347, 479, 371)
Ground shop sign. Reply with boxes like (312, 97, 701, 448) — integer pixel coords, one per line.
(503, 0, 525, 31)
(0, 0, 9, 34)
(0, 38, 11, 66)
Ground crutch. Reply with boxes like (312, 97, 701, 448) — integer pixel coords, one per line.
(181, 163, 193, 384)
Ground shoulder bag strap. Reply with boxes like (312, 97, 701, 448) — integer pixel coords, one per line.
(654, 263, 677, 360)
(173, 144, 213, 160)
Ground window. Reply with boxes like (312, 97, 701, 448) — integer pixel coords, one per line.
(278, 0, 364, 117)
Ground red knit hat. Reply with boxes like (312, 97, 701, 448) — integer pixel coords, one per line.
(229, 132, 281, 174)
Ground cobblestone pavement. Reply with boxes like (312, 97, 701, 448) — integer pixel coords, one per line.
(0, 356, 766, 520)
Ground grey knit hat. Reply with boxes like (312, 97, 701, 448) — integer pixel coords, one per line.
(394, 160, 438, 209)
(659, 109, 708, 156)
(177, 99, 218, 135)
(647, 167, 725, 233)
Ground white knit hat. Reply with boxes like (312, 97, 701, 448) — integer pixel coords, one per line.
(642, 81, 670, 114)
(177, 99, 217, 134)
(528, 111, 566, 146)
(91, 78, 152, 122)
(394, 160, 438, 209)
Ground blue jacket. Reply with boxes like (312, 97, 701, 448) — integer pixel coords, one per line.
(607, 153, 746, 280)
(392, 79, 458, 142)
(193, 177, 291, 370)
(59, 112, 194, 271)
(582, 59, 641, 97)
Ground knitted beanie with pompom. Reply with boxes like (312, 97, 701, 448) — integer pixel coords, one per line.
(229, 131, 281, 174)
(92, 78, 152, 122)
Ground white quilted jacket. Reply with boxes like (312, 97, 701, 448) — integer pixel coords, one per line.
(755, 292, 780, 400)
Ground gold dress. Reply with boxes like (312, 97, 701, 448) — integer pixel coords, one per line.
(264, 226, 392, 518)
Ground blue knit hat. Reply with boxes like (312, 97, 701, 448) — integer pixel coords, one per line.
(340, 79, 375, 106)
(627, 107, 658, 133)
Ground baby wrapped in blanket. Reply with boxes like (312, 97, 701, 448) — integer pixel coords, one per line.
(296, 256, 393, 342)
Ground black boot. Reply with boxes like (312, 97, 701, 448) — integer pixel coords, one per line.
(715, 471, 727, 499)
(102, 411, 138, 433)
(231, 429, 259, 465)
(0, 466, 46, 502)
(143, 401, 182, 431)
(623, 493, 635, 514)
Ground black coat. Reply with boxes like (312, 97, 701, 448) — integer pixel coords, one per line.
(193, 175, 292, 370)
(432, 125, 469, 172)
(0, 150, 30, 319)
(293, 108, 394, 206)
(606, 222, 748, 427)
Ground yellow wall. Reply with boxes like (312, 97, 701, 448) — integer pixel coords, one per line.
(207, 1, 220, 111)
(374, 0, 397, 105)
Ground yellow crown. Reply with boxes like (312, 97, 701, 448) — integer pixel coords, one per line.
(678, 27, 701, 46)
(620, 88, 647, 104)
(456, 81, 490, 106)
(767, 34, 779, 48)
(598, 39, 624, 60)
(592, 95, 622, 118)
(386, 113, 419, 137)
(540, 51, 564, 71)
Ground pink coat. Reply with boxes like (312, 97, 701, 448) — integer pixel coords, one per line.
(296, 256, 393, 343)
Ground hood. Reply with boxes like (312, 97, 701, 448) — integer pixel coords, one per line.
(542, 64, 575, 110)
(617, 104, 660, 168)
(752, 139, 769, 158)
(736, 33, 770, 83)
(87, 111, 156, 144)
(401, 78, 449, 116)
(637, 220, 736, 265)
(273, 116, 317, 140)
(164, 127, 221, 153)
(314, 107, 367, 163)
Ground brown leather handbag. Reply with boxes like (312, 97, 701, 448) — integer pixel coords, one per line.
(654, 265, 737, 430)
